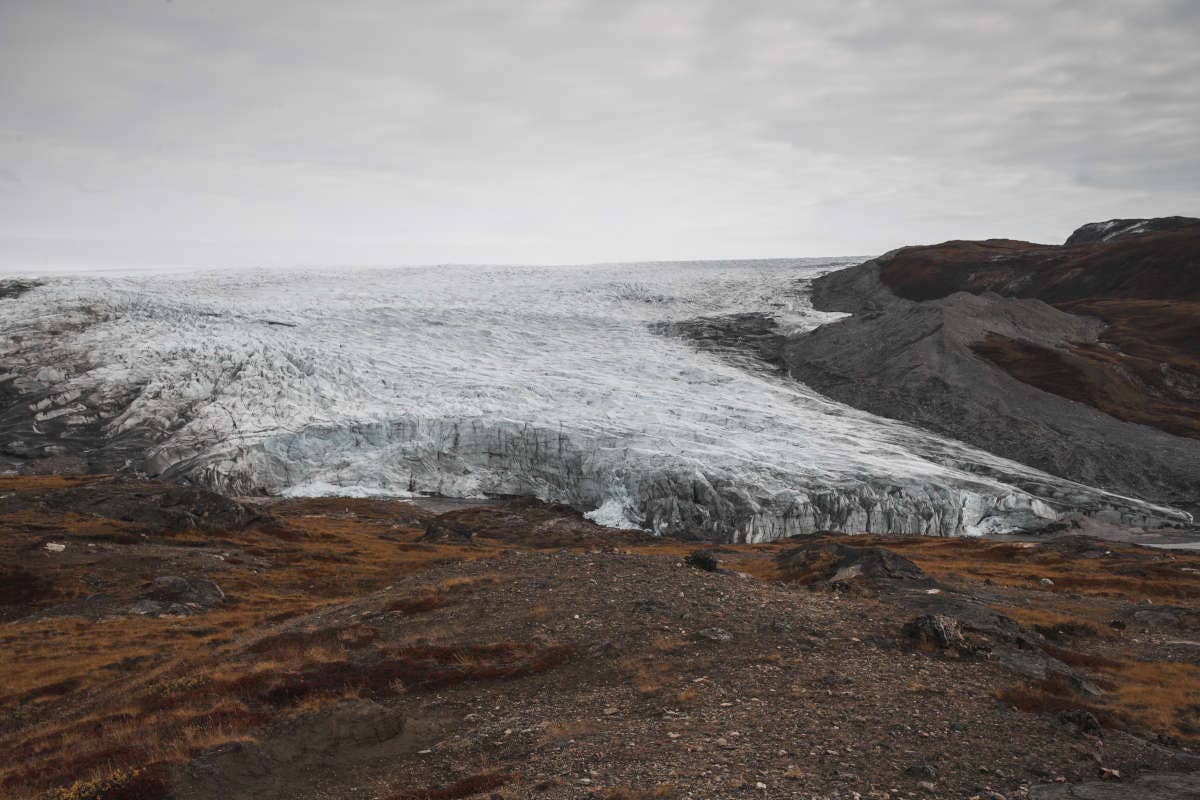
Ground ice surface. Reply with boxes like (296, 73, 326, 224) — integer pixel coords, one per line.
(0, 260, 1186, 540)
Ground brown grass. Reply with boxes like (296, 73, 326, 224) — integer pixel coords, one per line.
(44, 766, 170, 800)
(875, 228, 1200, 439)
(774, 548, 840, 585)
(383, 575, 504, 615)
(232, 642, 574, 704)
(0, 479, 544, 799)
(5, 477, 1198, 798)
(991, 606, 1105, 641)
(1039, 643, 1121, 671)
(855, 535, 1200, 601)
(2, 702, 259, 799)
(1, 631, 569, 798)
(975, 301, 1200, 440)
(998, 672, 1125, 728)
(0, 474, 94, 492)
(768, 534, 1200, 745)
(999, 658, 1200, 743)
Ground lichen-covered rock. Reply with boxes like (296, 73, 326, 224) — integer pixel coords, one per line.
(147, 576, 224, 606)
(776, 539, 936, 594)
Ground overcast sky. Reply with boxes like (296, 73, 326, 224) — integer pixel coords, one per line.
(1, 1, 1197, 271)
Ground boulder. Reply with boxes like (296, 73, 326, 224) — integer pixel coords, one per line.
(902, 614, 981, 657)
(684, 550, 720, 572)
(147, 576, 225, 606)
(132, 576, 225, 616)
(776, 540, 936, 594)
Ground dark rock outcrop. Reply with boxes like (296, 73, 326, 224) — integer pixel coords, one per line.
(651, 312, 788, 371)
(147, 575, 224, 605)
(0, 476, 262, 534)
(421, 496, 652, 547)
(776, 539, 937, 594)
(0, 565, 51, 607)
(776, 537, 1090, 681)
(684, 549, 721, 572)
(0, 279, 40, 300)
(1064, 216, 1200, 246)
(0, 298, 158, 475)
(132, 575, 226, 616)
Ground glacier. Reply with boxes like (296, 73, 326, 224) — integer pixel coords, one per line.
(0, 260, 1188, 541)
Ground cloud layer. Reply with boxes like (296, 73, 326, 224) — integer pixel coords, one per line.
(2, 0, 1197, 270)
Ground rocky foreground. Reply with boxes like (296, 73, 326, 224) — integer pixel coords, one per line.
(3, 475, 1200, 800)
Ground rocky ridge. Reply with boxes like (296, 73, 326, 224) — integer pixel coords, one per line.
(781, 217, 1200, 515)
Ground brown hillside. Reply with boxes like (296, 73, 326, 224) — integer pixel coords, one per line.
(874, 221, 1200, 438)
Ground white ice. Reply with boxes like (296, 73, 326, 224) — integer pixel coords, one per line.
(0, 260, 1186, 540)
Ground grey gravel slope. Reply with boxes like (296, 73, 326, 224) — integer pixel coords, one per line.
(783, 257, 1200, 512)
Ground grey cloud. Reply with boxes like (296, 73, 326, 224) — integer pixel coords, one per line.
(0, 0, 1196, 270)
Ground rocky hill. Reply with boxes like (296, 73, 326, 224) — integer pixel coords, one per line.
(784, 217, 1200, 513)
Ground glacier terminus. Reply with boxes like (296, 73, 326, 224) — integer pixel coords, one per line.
(0, 260, 1187, 542)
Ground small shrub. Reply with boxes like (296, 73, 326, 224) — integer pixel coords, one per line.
(683, 550, 718, 572)
(0, 566, 51, 606)
(45, 767, 168, 800)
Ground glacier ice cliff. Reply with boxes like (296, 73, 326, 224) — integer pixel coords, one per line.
(0, 263, 1187, 542)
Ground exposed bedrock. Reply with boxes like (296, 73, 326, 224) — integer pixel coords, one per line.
(784, 220, 1200, 512)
